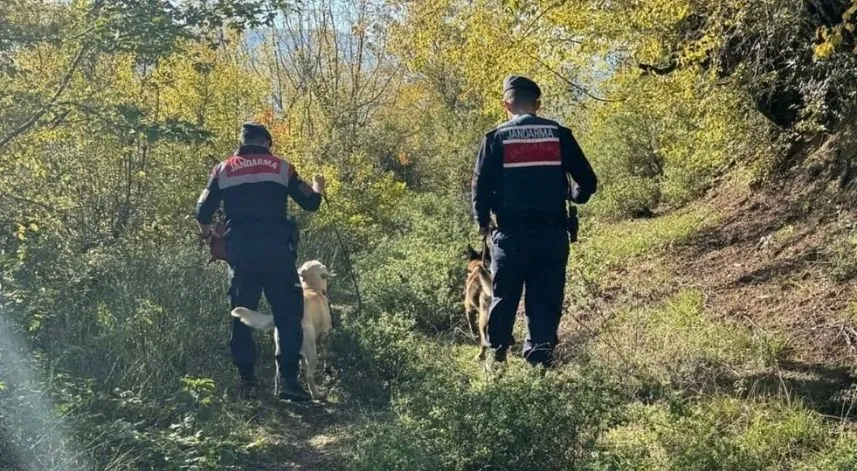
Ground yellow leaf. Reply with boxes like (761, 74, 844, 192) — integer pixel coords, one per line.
(814, 42, 835, 60)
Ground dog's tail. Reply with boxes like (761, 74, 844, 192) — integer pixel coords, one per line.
(230, 307, 275, 330)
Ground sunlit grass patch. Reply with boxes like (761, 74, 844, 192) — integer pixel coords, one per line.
(797, 430, 857, 470)
(589, 290, 774, 392)
(586, 203, 718, 262)
(601, 397, 830, 470)
(572, 203, 720, 289)
(823, 232, 857, 282)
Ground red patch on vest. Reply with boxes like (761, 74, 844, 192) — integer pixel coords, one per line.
(503, 141, 561, 167)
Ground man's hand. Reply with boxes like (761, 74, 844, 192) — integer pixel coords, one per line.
(198, 223, 212, 240)
(198, 222, 225, 242)
(312, 174, 326, 194)
(569, 181, 593, 205)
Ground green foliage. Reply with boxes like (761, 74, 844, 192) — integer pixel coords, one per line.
(591, 290, 767, 392)
(823, 233, 857, 281)
(572, 202, 719, 290)
(601, 398, 830, 470)
(584, 68, 768, 214)
(329, 313, 433, 406)
(3, 0, 857, 469)
(358, 193, 471, 332)
(590, 176, 662, 220)
(180, 377, 217, 408)
(350, 357, 624, 471)
(5, 241, 232, 396)
(798, 432, 857, 470)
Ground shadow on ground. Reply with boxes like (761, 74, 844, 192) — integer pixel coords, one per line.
(720, 360, 857, 419)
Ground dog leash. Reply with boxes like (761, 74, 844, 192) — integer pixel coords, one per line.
(481, 236, 490, 267)
(322, 192, 363, 318)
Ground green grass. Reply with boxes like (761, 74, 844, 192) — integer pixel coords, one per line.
(568, 203, 720, 298)
(797, 432, 857, 470)
(600, 397, 834, 471)
(589, 290, 778, 393)
(341, 305, 852, 471)
(583, 202, 719, 266)
(823, 232, 857, 282)
(348, 351, 624, 471)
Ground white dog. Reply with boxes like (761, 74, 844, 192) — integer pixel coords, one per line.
(231, 260, 334, 400)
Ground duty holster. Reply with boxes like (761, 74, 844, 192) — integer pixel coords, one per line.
(205, 209, 229, 263)
(566, 175, 580, 244)
(566, 204, 579, 244)
(286, 216, 300, 260)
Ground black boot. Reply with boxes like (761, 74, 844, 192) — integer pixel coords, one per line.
(237, 364, 258, 400)
(237, 375, 259, 399)
(275, 358, 311, 402)
(276, 376, 312, 402)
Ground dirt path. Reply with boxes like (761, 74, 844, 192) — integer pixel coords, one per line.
(237, 398, 355, 470)
(217, 358, 360, 470)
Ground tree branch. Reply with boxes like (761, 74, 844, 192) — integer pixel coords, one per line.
(0, 191, 67, 222)
(0, 46, 88, 150)
(530, 55, 622, 103)
(638, 61, 678, 76)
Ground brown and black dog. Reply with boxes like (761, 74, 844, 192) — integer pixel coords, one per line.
(465, 243, 493, 360)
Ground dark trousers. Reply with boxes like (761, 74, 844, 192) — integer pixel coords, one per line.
(486, 226, 569, 366)
(227, 237, 303, 381)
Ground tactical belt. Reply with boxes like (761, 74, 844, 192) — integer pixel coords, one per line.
(496, 213, 567, 230)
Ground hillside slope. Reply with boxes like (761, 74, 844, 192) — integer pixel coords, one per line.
(562, 126, 857, 418)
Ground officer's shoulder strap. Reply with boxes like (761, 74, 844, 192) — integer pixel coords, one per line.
(533, 116, 562, 127)
(211, 158, 231, 178)
(273, 155, 298, 182)
(557, 123, 577, 138)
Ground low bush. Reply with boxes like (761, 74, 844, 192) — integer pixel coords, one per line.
(348, 343, 625, 471)
(589, 176, 662, 221)
(358, 193, 472, 333)
(329, 313, 435, 407)
(797, 431, 857, 470)
(600, 397, 829, 470)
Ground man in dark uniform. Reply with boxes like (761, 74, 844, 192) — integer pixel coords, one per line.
(472, 76, 598, 368)
(195, 123, 325, 401)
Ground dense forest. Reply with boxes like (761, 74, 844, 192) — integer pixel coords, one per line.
(3, 0, 857, 469)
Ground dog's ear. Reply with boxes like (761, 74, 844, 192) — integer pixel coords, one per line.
(467, 244, 480, 260)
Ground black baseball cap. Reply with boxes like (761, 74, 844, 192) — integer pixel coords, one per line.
(503, 75, 541, 99)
